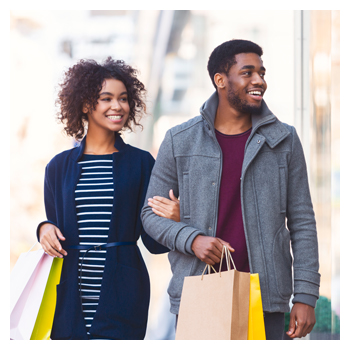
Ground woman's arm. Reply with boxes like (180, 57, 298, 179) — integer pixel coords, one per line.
(38, 163, 67, 258)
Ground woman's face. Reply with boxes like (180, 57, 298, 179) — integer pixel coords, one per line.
(83, 78, 130, 134)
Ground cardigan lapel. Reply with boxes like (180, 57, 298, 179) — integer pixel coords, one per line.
(66, 133, 128, 245)
(108, 135, 129, 243)
(64, 156, 83, 245)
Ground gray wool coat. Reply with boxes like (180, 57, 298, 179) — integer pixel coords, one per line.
(141, 92, 320, 314)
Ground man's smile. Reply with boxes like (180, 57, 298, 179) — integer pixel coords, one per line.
(247, 89, 264, 100)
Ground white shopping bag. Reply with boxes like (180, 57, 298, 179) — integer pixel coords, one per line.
(10, 248, 54, 340)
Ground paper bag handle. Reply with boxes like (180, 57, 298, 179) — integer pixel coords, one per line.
(218, 245, 236, 276)
(201, 245, 236, 279)
(201, 264, 217, 279)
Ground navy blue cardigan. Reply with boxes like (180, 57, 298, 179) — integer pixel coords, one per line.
(37, 133, 169, 340)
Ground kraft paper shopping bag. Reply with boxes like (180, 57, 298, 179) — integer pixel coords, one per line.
(248, 273, 266, 340)
(176, 246, 250, 340)
(10, 249, 54, 340)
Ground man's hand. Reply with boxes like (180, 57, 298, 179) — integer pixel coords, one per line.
(286, 303, 316, 338)
(148, 189, 180, 222)
(39, 223, 67, 258)
(191, 235, 234, 265)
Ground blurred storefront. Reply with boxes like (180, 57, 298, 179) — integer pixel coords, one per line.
(10, 10, 340, 340)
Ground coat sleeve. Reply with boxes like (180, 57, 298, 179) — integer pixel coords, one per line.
(141, 130, 203, 255)
(139, 153, 169, 254)
(286, 127, 320, 300)
(36, 162, 58, 241)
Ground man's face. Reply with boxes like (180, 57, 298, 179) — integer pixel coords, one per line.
(225, 53, 267, 115)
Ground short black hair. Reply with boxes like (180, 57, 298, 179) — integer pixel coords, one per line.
(207, 39, 263, 89)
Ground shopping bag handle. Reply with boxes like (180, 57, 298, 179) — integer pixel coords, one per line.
(27, 242, 40, 253)
(219, 245, 236, 275)
(201, 264, 217, 280)
(200, 245, 237, 279)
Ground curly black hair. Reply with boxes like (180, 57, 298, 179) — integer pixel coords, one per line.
(207, 39, 263, 89)
(56, 57, 147, 140)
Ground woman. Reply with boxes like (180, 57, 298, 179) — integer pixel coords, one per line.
(37, 57, 178, 340)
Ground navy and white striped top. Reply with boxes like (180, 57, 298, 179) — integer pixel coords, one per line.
(75, 153, 114, 337)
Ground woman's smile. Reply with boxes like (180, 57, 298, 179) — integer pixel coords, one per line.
(106, 114, 124, 122)
(84, 78, 130, 133)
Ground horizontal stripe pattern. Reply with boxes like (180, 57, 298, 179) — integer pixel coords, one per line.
(76, 154, 114, 337)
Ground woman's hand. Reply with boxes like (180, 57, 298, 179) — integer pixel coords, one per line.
(39, 223, 67, 258)
(148, 189, 180, 222)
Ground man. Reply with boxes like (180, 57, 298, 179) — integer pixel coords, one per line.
(141, 39, 320, 340)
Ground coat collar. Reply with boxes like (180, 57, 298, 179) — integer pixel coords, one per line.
(200, 92, 290, 148)
(71, 132, 128, 162)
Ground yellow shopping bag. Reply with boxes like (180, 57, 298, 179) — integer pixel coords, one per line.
(30, 257, 63, 340)
(248, 273, 266, 340)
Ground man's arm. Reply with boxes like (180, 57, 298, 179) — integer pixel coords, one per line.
(141, 130, 203, 255)
(286, 126, 320, 337)
(141, 130, 233, 263)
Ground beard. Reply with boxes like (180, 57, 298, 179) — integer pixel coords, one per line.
(227, 84, 263, 115)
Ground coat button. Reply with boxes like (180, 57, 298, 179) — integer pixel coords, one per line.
(257, 139, 261, 144)
(212, 182, 216, 186)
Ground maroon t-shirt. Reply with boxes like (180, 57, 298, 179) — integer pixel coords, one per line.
(213, 128, 251, 273)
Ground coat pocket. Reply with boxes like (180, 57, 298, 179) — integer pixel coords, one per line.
(279, 166, 287, 213)
(273, 225, 293, 299)
(182, 171, 190, 219)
